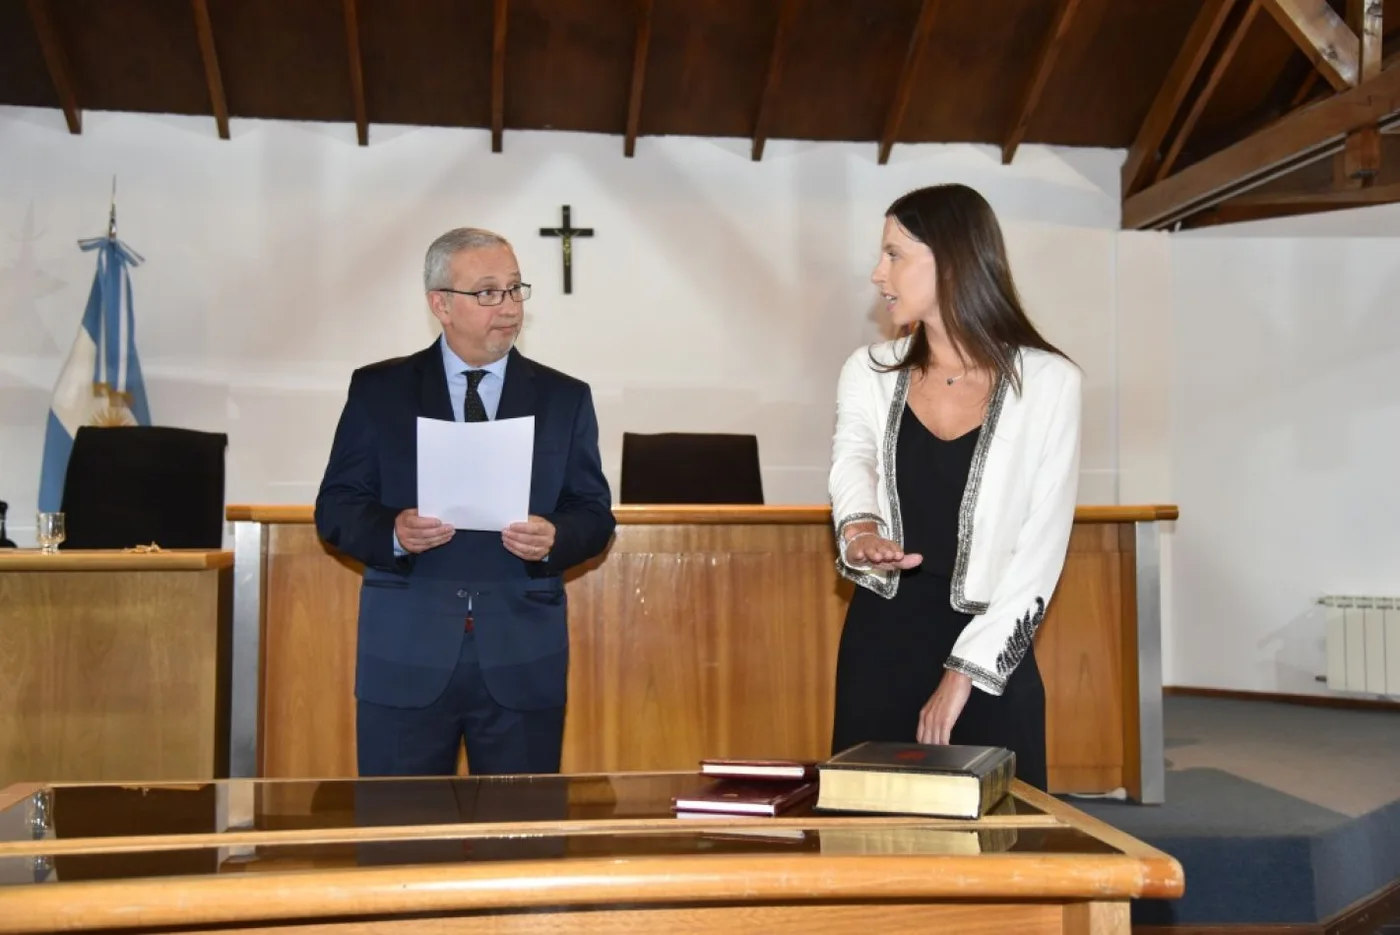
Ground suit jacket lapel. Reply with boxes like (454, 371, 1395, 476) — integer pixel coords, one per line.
(415, 341, 455, 422)
(496, 347, 537, 421)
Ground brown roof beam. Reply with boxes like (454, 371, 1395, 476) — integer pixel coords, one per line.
(1002, 0, 1084, 165)
(1154, 0, 1261, 183)
(492, 0, 508, 153)
(190, 0, 230, 139)
(624, 0, 654, 158)
(343, 0, 368, 146)
(23, 0, 80, 134)
(1121, 60, 1400, 229)
(1179, 195, 1394, 226)
(1227, 178, 1400, 210)
(1122, 0, 1240, 196)
(751, 0, 799, 162)
(1348, 0, 1382, 82)
(878, 0, 943, 166)
(1260, 0, 1359, 89)
(1231, 133, 1400, 197)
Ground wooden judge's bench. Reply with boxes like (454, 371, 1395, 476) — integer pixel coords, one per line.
(224, 503, 1176, 802)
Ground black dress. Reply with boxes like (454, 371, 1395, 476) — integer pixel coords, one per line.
(830, 403, 1048, 790)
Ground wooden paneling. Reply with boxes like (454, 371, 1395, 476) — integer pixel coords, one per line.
(256, 514, 1151, 794)
(765, 0, 925, 142)
(206, 0, 353, 122)
(560, 523, 848, 771)
(357, 0, 493, 129)
(505, 0, 636, 136)
(0, 0, 59, 110)
(0, 566, 232, 789)
(0, 0, 1362, 208)
(45, 0, 208, 118)
(1038, 523, 1127, 793)
(260, 526, 361, 779)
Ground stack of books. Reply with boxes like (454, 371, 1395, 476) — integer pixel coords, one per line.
(670, 758, 819, 817)
(672, 742, 1016, 821)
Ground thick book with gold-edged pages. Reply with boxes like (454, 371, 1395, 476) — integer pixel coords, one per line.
(815, 741, 1015, 819)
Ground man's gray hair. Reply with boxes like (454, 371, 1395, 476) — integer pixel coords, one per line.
(424, 228, 513, 291)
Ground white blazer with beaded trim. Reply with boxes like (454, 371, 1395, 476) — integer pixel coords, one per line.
(827, 335, 1083, 697)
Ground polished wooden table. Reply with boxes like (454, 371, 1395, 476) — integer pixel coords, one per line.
(0, 772, 1184, 934)
(227, 503, 1176, 801)
(0, 549, 233, 790)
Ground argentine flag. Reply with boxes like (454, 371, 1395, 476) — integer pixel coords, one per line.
(37, 233, 151, 512)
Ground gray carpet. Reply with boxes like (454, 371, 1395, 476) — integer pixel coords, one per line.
(1059, 695, 1400, 926)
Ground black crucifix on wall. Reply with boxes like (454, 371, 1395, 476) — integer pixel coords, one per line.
(539, 205, 593, 294)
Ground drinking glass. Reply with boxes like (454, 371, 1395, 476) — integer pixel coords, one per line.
(36, 512, 65, 554)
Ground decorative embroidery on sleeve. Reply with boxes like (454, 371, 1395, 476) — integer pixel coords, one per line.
(945, 656, 1005, 695)
(995, 597, 1046, 677)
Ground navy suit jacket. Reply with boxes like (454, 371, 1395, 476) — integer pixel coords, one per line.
(314, 342, 615, 712)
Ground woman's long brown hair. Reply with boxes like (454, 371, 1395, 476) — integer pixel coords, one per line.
(874, 184, 1068, 394)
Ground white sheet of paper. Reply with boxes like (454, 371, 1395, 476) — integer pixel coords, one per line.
(416, 415, 534, 531)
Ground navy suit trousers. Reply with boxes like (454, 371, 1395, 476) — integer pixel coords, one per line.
(355, 628, 566, 777)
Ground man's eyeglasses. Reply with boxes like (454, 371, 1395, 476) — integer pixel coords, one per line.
(436, 283, 532, 306)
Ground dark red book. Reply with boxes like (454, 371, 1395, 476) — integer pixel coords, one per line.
(671, 778, 818, 816)
(699, 757, 818, 781)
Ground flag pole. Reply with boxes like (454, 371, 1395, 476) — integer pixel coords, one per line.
(108, 175, 117, 239)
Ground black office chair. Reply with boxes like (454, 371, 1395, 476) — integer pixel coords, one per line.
(618, 432, 764, 504)
(59, 425, 228, 549)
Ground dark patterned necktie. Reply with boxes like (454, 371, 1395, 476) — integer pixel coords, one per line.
(463, 370, 488, 422)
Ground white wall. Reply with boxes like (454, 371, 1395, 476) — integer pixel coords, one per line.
(0, 105, 1133, 545)
(1169, 209, 1400, 696)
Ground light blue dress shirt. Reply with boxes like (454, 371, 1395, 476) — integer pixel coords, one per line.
(393, 337, 511, 556)
(441, 334, 508, 421)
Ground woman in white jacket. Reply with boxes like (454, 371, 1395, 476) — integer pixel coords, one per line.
(828, 184, 1082, 790)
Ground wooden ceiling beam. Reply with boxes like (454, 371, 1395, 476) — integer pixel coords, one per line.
(1121, 59, 1400, 229)
(1154, 0, 1261, 183)
(751, 0, 800, 162)
(1339, 2, 1383, 185)
(1001, 0, 1084, 165)
(624, 0, 654, 158)
(23, 0, 80, 134)
(1121, 0, 1241, 196)
(1227, 178, 1400, 208)
(491, 0, 508, 153)
(878, 0, 943, 166)
(1179, 193, 1397, 226)
(1349, 0, 1383, 82)
(190, 0, 230, 139)
(1228, 134, 1400, 198)
(1259, 0, 1360, 89)
(343, 0, 368, 146)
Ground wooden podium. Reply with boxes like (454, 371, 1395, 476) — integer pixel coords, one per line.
(226, 504, 1175, 802)
(0, 549, 233, 790)
(0, 773, 1184, 934)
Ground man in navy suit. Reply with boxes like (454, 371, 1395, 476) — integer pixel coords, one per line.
(314, 227, 615, 777)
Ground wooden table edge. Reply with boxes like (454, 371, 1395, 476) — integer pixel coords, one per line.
(1015, 784, 1185, 898)
(0, 549, 233, 571)
(0, 852, 1180, 933)
(225, 504, 1180, 525)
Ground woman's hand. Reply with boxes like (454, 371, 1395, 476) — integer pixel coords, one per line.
(917, 669, 972, 745)
(844, 525, 922, 571)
